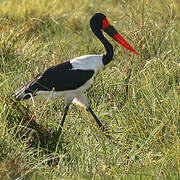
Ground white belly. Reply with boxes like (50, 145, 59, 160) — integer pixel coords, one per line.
(35, 78, 93, 104)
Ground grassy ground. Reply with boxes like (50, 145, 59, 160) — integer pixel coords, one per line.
(0, 0, 179, 179)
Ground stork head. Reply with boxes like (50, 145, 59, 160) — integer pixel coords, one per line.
(90, 13, 138, 54)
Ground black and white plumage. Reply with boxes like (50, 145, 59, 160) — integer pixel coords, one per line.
(14, 13, 138, 137)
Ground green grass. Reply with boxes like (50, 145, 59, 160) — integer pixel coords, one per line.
(0, 0, 180, 179)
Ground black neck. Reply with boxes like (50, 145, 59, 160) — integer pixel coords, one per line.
(91, 27, 114, 66)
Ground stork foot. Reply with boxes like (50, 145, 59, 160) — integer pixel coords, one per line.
(86, 107, 111, 139)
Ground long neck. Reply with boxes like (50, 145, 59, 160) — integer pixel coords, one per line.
(91, 28, 114, 66)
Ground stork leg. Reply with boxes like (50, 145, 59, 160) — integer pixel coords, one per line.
(73, 94, 110, 138)
(86, 107, 110, 138)
(58, 104, 70, 136)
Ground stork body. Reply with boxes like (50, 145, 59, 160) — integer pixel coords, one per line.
(14, 13, 138, 137)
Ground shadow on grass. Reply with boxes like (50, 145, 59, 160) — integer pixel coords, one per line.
(1, 96, 69, 166)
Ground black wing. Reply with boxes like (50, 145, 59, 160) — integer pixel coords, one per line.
(14, 61, 94, 100)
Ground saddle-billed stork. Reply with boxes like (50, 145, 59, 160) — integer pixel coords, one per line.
(14, 13, 138, 137)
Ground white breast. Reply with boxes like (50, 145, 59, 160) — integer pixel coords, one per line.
(70, 55, 104, 73)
